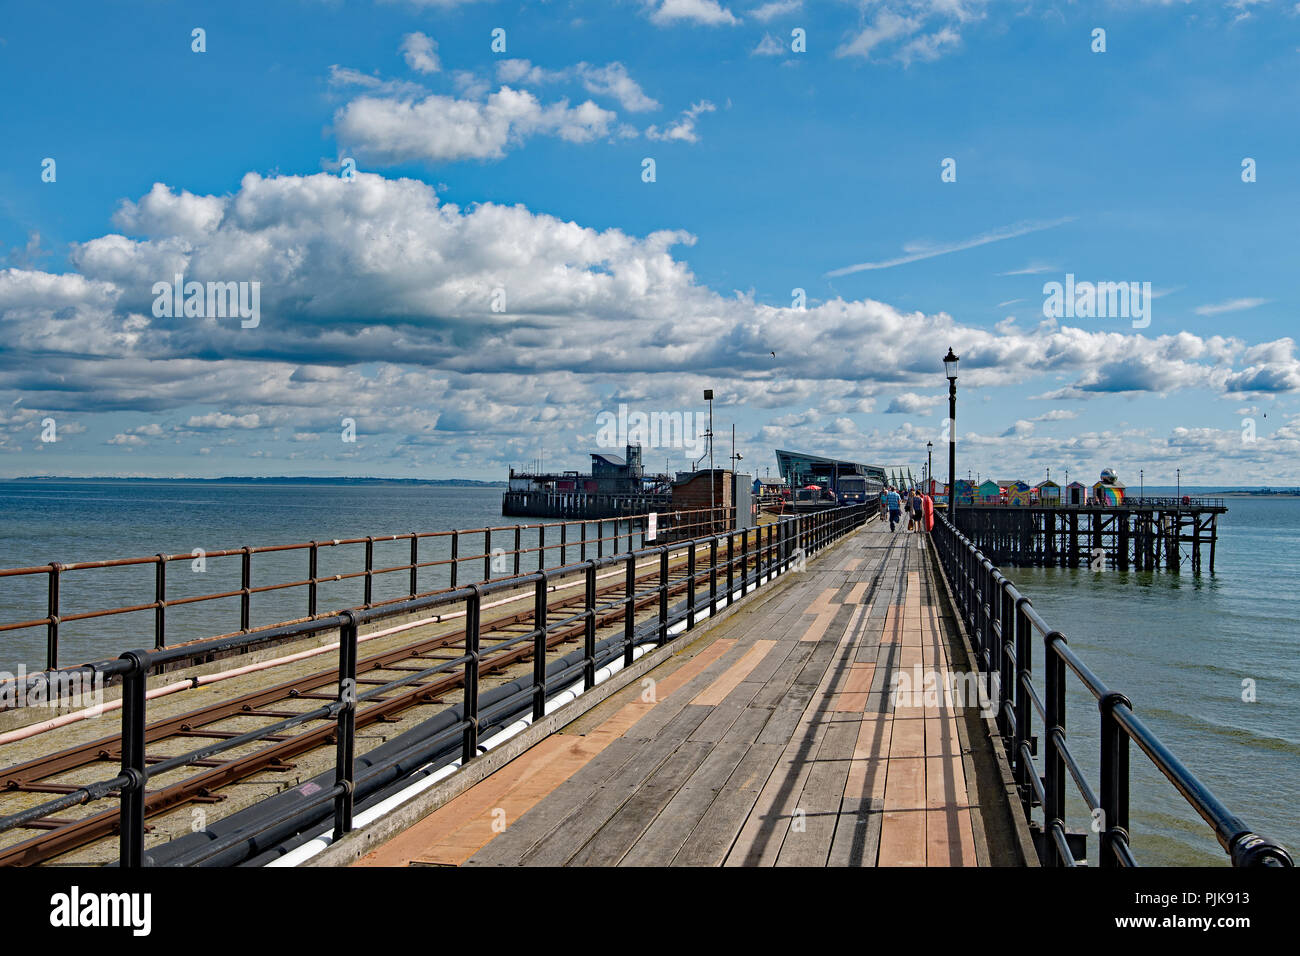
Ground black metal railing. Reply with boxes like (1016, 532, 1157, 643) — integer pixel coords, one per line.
(930, 512, 1291, 868)
(0, 504, 870, 867)
(0, 507, 729, 673)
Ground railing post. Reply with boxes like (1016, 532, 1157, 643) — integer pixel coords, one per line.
(726, 534, 735, 607)
(584, 561, 597, 690)
(364, 536, 374, 605)
(624, 558, 635, 667)
(240, 547, 252, 632)
(154, 554, 167, 649)
(451, 530, 459, 588)
(484, 529, 492, 582)
(533, 575, 548, 720)
(580, 520, 587, 561)
(1044, 630, 1068, 866)
(658, 547, 669, 646)
(463, 585, 482, 763)
(709, 538, 718, 615)
(514, 525, 522, 576)
(1099, 691, 1132, 867)
(309, 542, 319, 617)
(409, 534, 419, 597)
(687, 542, 697, 628)
(46, 563, 61, 671)
(118, 649, 148, 868)
(998, 582, 1014, 740)
(1013, 596, 1033, 810)
(538, 525, 546, 572)
(334, 609, 358, 838)
(740, 529, 749, 596)
(561, 522, 568, 565)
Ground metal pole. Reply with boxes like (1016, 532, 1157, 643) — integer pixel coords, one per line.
(948, 376, 957, 524)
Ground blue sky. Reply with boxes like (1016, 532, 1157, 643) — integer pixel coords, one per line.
(1, 0, 1298, 485)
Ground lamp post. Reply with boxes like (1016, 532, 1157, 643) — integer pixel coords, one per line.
(1140, 469, 1144, 501)
(927, 441, 933, 496)
(704, 388, 715, 527)
(944, 348, 959, 517)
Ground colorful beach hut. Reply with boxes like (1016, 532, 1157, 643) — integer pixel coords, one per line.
(1035, 479, 1061, 505)
(953, 479, 974, 506)
(975, 479, 1002, 505)
(1065, 481, 1087, 506)
(1092, 479, 1126, 506)
(1006, 481, 1033, 507)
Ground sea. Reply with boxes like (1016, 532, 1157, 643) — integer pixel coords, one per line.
(0, 479, 1295, 866)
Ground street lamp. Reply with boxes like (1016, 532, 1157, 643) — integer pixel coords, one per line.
(944, 348, 959, 516)
(926, 441, 933, 495)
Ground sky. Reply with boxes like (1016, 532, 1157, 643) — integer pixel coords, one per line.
(1, 0, 1298, 486)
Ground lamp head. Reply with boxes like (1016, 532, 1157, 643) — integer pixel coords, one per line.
(943, 348, 959, 382)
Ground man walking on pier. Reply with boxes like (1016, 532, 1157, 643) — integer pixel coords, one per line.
(884, 486, 902, 531)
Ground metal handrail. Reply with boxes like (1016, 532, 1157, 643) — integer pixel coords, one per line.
(930, 512, 1291, 868)
(0, 506, 729, 671)
(0, 503, 873, 867)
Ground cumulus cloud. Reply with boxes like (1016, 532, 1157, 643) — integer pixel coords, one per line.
(400, 32, 440, 74)
(647, 0, 741, 26)
(3, 172, 1298, 480)
(495, 60, 659, 112)
(334, 87, 617, 164)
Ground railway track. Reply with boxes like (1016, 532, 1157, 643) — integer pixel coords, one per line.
(0, 542, 746, 866)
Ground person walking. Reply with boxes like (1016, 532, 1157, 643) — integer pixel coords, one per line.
(911, 491, 925, 533)
(884, 486, 902, 531)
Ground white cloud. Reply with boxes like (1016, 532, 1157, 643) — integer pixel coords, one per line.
(828, 217, 1075, 276)
(400, 32, 440, 74)
(647, 0, 741, 27)
(646, 100, 717, 142)
(751, 0, 801, 22)
(836, 11, 919, 59)
(884, 392, 940, 414)
(334, 87, 617, 164)
(1194, 297, 1270, 316)
(186, 412, 262, 430)
(5, 172, 1300, 481)
(497, 60, 660, 112)
(753, 32, 785, 55)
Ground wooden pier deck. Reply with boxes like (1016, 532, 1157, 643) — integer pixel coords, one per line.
(353, 521, 1028, 867)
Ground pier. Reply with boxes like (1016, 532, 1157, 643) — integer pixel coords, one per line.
(347, 523, 1029, 867)
(950, 499, 1226, 573)
(0, 498, 1288, 869)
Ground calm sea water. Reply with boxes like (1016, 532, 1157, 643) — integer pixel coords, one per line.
(1, 480, 1294, 865)
(0, 481, 569, 672)
(1001, 495, 1300, 866)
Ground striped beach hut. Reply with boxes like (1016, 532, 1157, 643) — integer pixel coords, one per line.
(1065, 481, 1087, 506)
(1006, 481, 1033, 507)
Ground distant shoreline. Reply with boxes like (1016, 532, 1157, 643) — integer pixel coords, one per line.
(4, 476, 507, 488)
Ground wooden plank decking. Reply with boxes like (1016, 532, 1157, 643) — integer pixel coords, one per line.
(354, 521, 993, 868)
